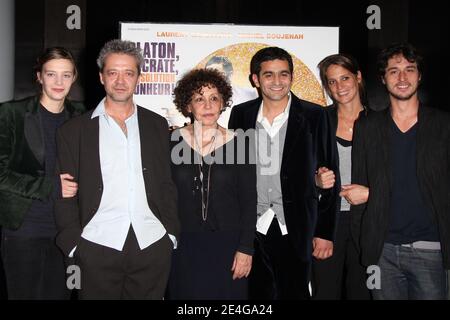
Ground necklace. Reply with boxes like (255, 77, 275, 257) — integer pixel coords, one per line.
(338, 106, 364, 133)
(341, 119, 354, 132)
(193, 125, 219, 221)
(339, 114, 360, 133)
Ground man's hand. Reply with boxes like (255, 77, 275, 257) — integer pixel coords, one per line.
(60, 173, 78, 198)
(312, 237, 333, 259)
(315, 167, 335, 189)
(340, 184, 369, 205)
(231, 251, 252, 280)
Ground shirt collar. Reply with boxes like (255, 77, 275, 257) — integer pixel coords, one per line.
(91, 97, 137, 121)
(257, 92, 292, 123)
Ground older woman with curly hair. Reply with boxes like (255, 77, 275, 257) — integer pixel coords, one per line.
(167, 68, 257, 299)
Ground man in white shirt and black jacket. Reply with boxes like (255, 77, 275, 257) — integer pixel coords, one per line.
(55, 40, 179, 299)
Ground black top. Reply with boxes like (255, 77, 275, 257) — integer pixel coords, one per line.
(386, 118, 439, 244)
(170, 132, 257, 255)
(336, 136, 352, 147)
(5, 104, 65, 238)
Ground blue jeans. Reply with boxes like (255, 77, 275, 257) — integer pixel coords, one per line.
(372, 243, 447, 300)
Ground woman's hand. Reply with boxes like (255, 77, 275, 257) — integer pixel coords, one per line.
(60, 173, 78, 198)
(315, 167, 335, 189)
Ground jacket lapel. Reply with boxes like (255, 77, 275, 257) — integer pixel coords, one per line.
(85, 113, 102, 187)
(23, 97, 84, 167)
(24, 97, 45, 166)
(282, 96, 306, 166)
(137, 107, 156, 176)
(416, 104, 428, 178)
(244, 100, 261, 130)
(380, 108, 392, 188)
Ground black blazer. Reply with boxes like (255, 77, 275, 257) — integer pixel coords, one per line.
(55, 106, 180, 256)
(0, 96, 84, 229)
(228, 93, 338, 262)
(351, 106, 450, 268)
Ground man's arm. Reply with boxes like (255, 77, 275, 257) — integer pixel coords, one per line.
(55, 126, 83, 256)
(340, 184, 369, 205)
(314, 110, 339, 241)
(236, 136, 257, 256)
(156, 118, 180, 241)
(349, 116, 368, 251)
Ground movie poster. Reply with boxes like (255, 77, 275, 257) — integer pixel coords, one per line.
(120, 23, 339, 127)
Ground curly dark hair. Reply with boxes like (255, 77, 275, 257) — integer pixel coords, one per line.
(377, 43, 423, 78)
(173, 68, 233, 117)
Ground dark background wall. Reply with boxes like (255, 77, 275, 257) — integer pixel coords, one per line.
(12, 0, 450, 111)
(14, 0, 86, 101)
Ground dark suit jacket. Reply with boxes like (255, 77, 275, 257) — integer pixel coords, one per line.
(351, 106, 450, 268)
(55, 106, 180, 256)
(0, 96, 84, 229)
(228, 93, 338, 262)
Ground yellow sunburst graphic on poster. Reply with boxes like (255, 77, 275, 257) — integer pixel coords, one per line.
(196, 43, 327, 106)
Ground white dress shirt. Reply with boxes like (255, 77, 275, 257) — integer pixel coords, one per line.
(256, 94, 291, 235)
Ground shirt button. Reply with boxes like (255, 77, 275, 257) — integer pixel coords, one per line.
(270, 203, 273, 208)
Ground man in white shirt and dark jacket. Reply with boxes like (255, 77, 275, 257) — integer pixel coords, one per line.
(229, 47, 338, 299)
(55, 40, 179, 299)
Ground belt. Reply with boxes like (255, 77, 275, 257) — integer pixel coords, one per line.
(400, 241, 441, 250)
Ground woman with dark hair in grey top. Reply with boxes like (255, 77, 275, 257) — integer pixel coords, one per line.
(311, 54, 371, 300)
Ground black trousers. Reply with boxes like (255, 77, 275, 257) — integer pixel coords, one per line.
(311, 213, 371, 300)
(1, 234, 70, 300)
(249, 218, 310, 300)
(76, 227, 172, 300)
